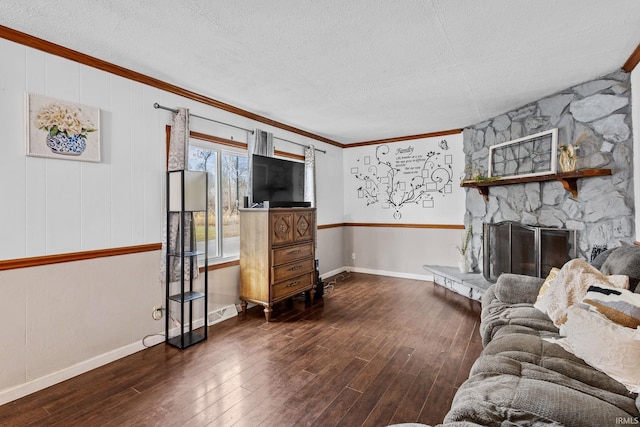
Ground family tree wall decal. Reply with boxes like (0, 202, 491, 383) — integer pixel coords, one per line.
(351, 140, 454, 219)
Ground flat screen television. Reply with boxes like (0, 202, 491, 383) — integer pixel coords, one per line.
(251, 154, 309, 207)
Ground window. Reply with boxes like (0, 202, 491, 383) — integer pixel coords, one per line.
(188, 141, 248, 261)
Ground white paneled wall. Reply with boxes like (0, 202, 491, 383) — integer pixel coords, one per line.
(1, 40, 27, 258)
(0, 38, 165, 260)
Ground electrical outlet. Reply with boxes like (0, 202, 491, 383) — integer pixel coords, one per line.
(351, 252, 356, 260)
(152, 305, 163, 321)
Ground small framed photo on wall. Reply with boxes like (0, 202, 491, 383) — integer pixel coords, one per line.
(25, 93, 101, 162)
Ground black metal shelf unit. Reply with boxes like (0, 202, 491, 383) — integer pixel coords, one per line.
(165, 170, 208, 349)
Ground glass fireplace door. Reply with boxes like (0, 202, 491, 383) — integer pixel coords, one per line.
(483, 221, 576, 282)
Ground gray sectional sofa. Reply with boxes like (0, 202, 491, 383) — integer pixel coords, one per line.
(439, 246, 640, 426)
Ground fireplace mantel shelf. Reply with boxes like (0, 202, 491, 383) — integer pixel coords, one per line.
(460, 168, 612, 200)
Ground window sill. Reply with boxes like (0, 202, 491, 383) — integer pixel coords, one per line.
(199, 257, 240, 272)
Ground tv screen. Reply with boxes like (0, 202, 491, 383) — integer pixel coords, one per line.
(252, 154, 305, 206)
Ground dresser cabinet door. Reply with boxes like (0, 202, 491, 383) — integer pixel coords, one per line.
(270, 211, 294, 246)
(293, 210, 314, 242)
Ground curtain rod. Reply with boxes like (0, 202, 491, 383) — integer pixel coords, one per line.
(153, 103, 325, 154)
(275, 136, 326, 154)
(154, 103, 253, 133)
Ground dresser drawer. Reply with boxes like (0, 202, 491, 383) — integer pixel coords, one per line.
(272, 242, 314, 266)
(272, 272, 314, 300)
(272, 258, 314, 283)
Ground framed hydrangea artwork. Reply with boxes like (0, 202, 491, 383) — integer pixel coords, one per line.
(25, 93, 101, 162)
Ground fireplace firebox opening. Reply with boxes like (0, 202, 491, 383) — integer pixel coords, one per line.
(483, 221, 577, 282)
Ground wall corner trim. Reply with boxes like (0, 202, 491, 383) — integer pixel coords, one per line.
(623, 42, 640, 72)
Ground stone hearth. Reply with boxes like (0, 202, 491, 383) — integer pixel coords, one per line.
(423, 265, 491, 301)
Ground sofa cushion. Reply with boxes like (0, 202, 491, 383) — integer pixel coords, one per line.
(444, 356, 639, 427)
(480, 300, 558, 346)
(590, 247, 617, 270)
(600, 246, 640, 291)
(491, 273, 545, 305)
(485, 329, 633, 396)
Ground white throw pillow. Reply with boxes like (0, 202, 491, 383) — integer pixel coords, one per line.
(551, 304, 640, 393)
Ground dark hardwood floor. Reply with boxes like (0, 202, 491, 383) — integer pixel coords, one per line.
(0, 273, 482, 427)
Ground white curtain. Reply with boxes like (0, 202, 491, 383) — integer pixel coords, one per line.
(167, 108, 189, 171)
(247, 128, 274, 206)
(304, 145, 316, 208)
(160, 108, 198, 283)
(304, 145, 317, 247)
(248, 128, 274, 157)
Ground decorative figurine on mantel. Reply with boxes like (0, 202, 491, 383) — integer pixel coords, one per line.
(558, 143, 577, 172)
(558, 134, 586, 173)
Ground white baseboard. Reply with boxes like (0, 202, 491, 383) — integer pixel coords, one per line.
(208, 304, 238, 326)
(0, 336, 161, 406)
(320, 267, 351, 279)
(346, 266, 433, 281)
(0, 305, 238, 406)
(320, 265, 434, 282)
(166, 304, 237, 341)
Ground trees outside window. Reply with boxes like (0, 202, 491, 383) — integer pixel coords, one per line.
(188, 142, 248, 261)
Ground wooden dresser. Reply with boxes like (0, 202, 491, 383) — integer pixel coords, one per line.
(239, 207, 316, 321)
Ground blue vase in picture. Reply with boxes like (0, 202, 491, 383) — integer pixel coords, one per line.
(46, 133, 87, 155)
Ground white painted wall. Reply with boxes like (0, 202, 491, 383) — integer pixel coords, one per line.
(0, 37, 343, 405)
(633, 66, 640, 240)
(342, 133, 465, 224)
(343, 226, 462, 279)
(340, 133, 465, 278)
(316, 226, 346, 277)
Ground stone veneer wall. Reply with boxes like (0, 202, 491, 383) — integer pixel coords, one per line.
(463, 70, 634, 269)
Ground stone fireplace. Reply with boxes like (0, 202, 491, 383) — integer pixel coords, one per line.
(463, 70, 634, 273)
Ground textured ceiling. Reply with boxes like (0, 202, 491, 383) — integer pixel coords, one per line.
(1, 1, 639, 144)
